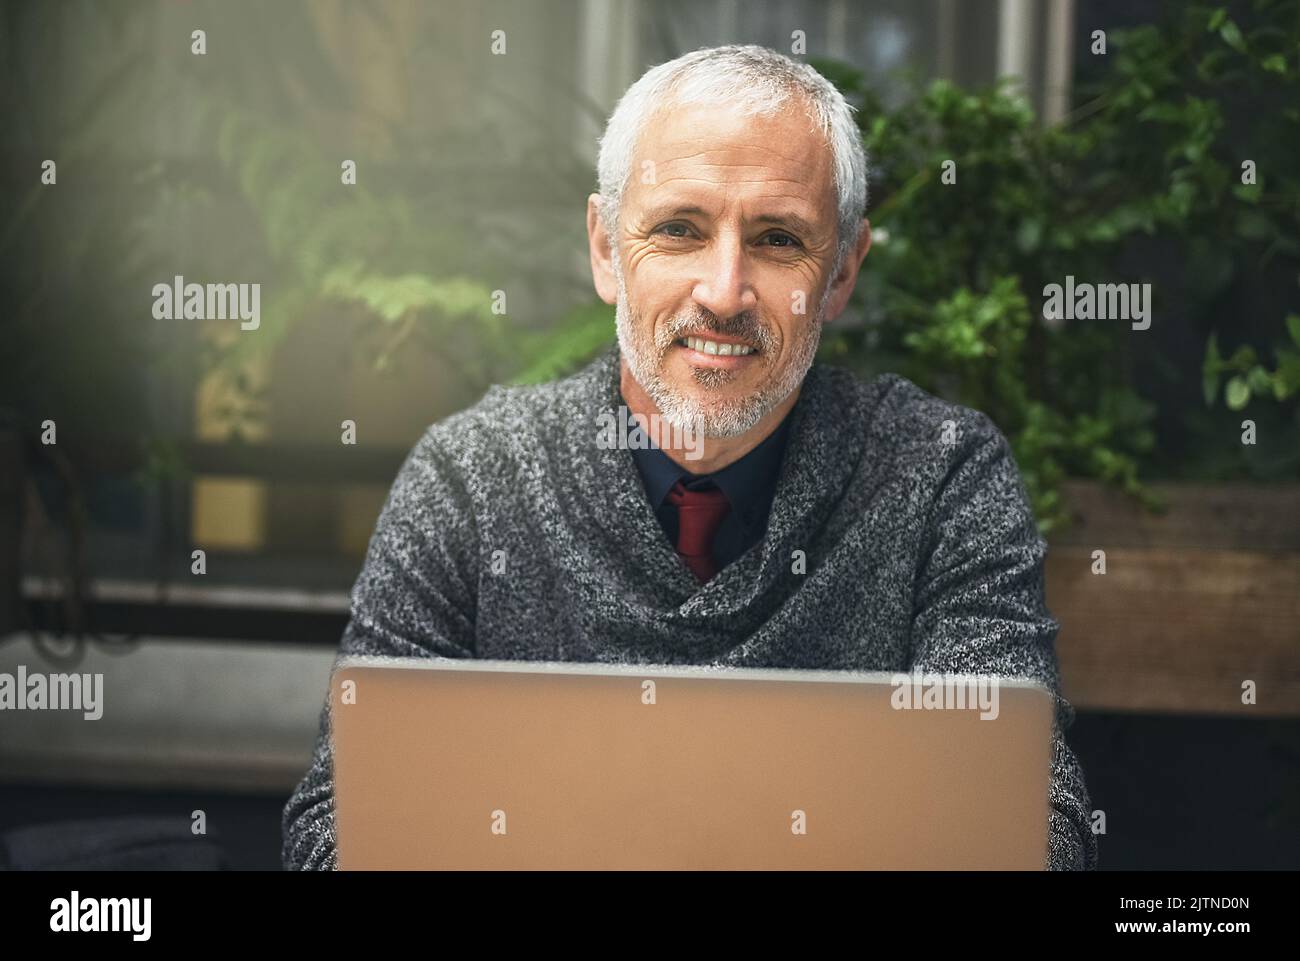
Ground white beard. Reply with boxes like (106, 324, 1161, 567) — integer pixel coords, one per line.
(613, 261, 828, 439)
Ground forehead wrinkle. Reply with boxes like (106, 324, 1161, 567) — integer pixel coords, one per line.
(635, 177, 830, 224)
(649, 152, 827, 176)
(643, 110, 829, 152)
(652, 171, 820, 187)
(642, 152, 833, 198)
(637, 123, 833, 170)
(652, 139, 825, 164)
(640, 174, 828, 204)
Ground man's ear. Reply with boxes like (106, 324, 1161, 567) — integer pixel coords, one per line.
(820, 217, 872, 323)
(587, 194, 619, 305)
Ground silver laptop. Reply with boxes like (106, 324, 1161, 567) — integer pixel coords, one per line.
(329, 656, 1055, 869)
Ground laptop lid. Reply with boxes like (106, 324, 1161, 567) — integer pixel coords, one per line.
(330, 657, 1054, 869)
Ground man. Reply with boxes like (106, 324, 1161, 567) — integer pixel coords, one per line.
(283, 44, 1098, 871)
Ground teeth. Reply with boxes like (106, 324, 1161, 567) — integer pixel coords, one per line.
(682, 336, 754, 356)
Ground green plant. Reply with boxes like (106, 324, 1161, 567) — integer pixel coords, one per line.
(195, 105, 508, 398)
(1094, 2, 1300, 472)
(1203, 315, 1300, 408)
(139, 3, 603, 414)
(808, 68, 1167, 535)
(826, 1, 1299, 530)
(512, 302, 619, 386)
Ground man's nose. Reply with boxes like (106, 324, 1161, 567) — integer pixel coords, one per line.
(691, 233, 757, 320)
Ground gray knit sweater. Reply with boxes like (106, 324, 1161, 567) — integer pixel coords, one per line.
(282, 343, 1098, 870)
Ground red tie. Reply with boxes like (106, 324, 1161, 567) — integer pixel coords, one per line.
(666, 480, 730, 582)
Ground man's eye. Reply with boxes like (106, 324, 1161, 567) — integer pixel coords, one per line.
(656, 223, 692, 238)
(762, 232, 801, 248)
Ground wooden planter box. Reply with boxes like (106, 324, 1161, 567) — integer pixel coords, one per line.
(1046, 480, 1300, 717)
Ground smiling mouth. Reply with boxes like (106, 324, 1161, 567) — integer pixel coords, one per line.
(675, 335, 758, 357)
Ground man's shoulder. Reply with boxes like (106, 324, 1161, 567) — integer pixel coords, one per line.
(814, 366, 1038, 556)
(814, 363, 1006, 458)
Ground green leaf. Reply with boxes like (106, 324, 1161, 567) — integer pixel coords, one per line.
(1225, 376, 1250, 410)
(319, 266, 493, 324)
(1231, 182, 1260, 203)
(1015, 218, 1043, 253)
(1275, 350, 1300, 397)
(1287, 314, 1300, 347)
(1261, 54, 1287, 74)
(511, 302, 615, 385)
(1219, 20, 1246, 52)
(1247, 365, 1272, 395)
(1227, 344, 1259, 368)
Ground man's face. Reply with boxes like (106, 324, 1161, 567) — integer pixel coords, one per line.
(607, 99, 844, 437)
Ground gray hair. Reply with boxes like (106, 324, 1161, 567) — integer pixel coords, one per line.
(596, 44, 868, 271)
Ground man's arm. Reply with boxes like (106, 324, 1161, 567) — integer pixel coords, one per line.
(907, 415, 1098, 870)
(281, 426, 480, 870)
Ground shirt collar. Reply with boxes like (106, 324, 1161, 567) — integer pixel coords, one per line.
(624, 399, 794, 533)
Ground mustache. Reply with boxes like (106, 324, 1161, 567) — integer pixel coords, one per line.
(658, 307, 776, 352)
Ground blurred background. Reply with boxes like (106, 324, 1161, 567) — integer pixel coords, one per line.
(0, 0, 1296, 869)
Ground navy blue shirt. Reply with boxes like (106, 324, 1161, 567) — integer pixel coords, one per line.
(624, 399, 794, 573)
